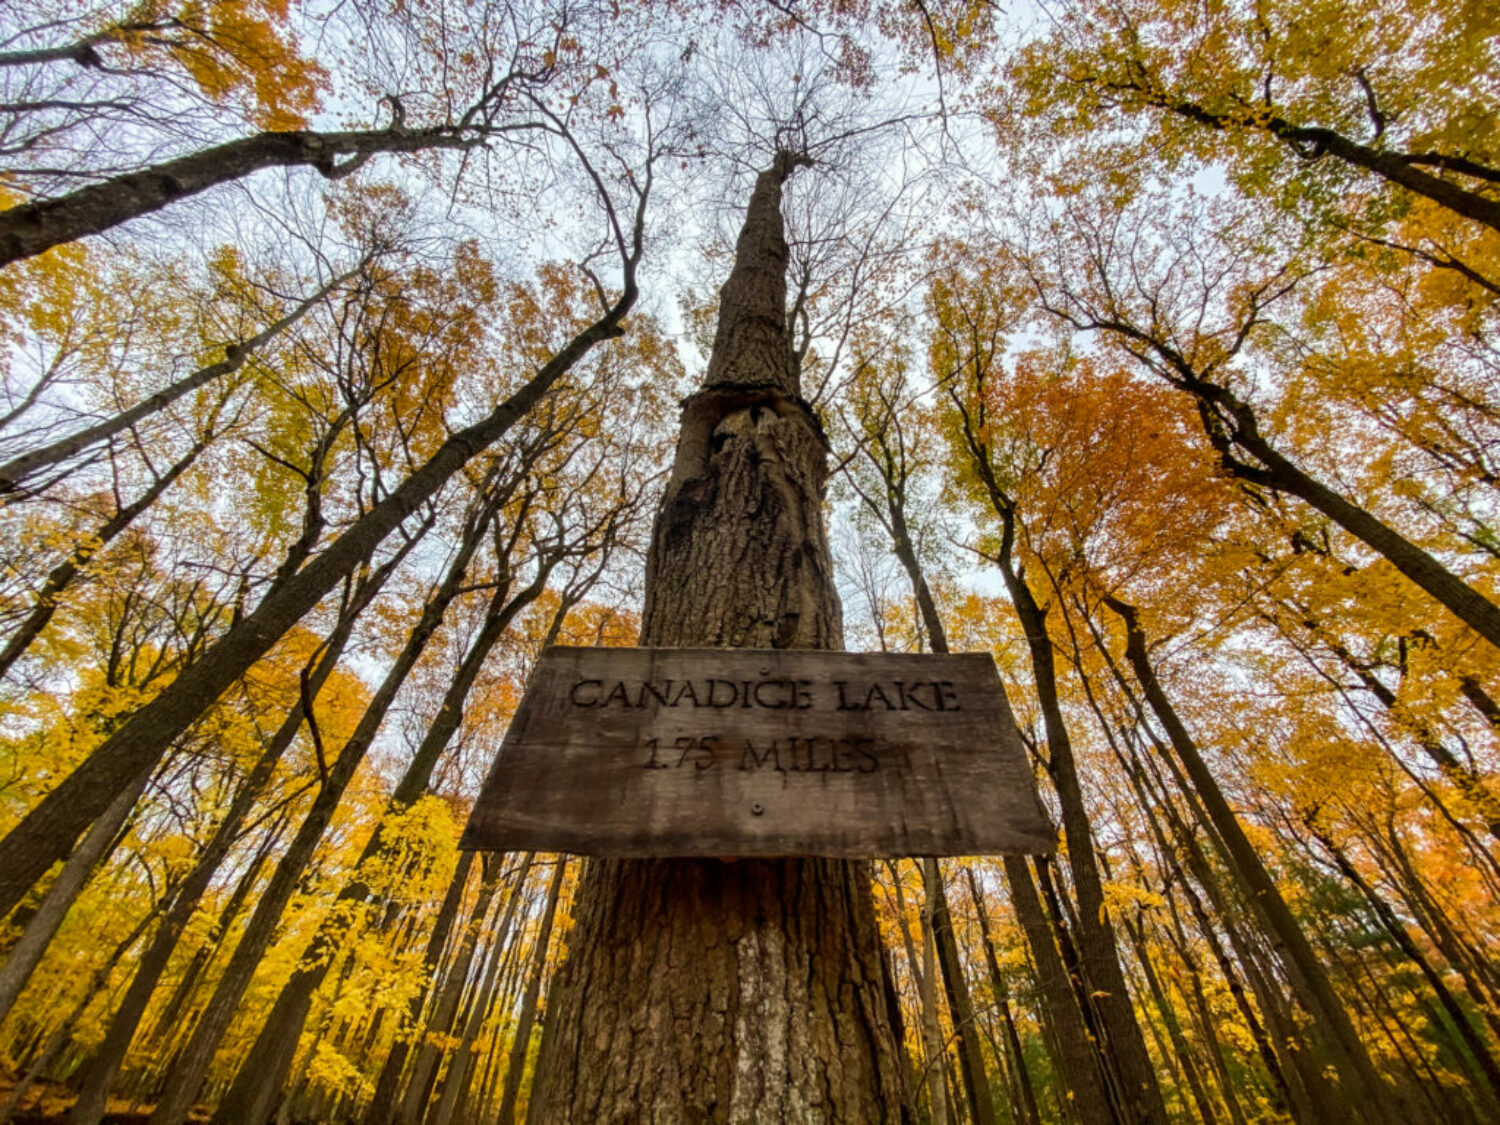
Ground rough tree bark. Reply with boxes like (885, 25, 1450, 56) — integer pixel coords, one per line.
(526, 153, 909, 1123)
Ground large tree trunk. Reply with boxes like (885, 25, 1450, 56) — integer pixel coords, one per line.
(526, 154, 909, 1122)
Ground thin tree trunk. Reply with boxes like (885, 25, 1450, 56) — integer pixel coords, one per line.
(1159, 892, 1250, 1125)
(428, 889, 526, 1125)
(527, 153, 907, 1122)
(0, 910, 156, 1125)
(1105, 596, 1385, 1116)
(402, 855, 532, 1125)
(1377, 821, 1500, 1037)
(982, 524, 1164, 1123)
(0, 264, 350, 495)
(1310, 824, 1500, 1108)
(0, 439, 205, 674)
(142, 818, 282, 1050)
(1285, 612, 1500, 839)
(940, 388, 1164, 1118)
(495, 857, 568, 1125)
(0, 128, 479, 268)
(0, 766, 151, 1022)
(1121, 910, 1217, 1125)
(862, 427, 1056, 1125)
(1006, 854, 1117, 1124)
(0, 233, 641, 924)
(921, 859, 952, 1125)
(66, 555, 406, 1125)
(927, 861, 997, 1125)
(964, 867, 1043, 1125)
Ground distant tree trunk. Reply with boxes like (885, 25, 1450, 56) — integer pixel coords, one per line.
(1278, 610, 1500, 840)
(213, 530, 553, 1125)
(143, 819, 282, 1049)
(1308, 824, 1500, 1108)
(0, 912, 157, 1125)
(1377, 821, 1500, 1040)
(400, 854, 531, 1124)
(1004, 855, 1117, 1123)
(921, 859, 952, 1125)
(66, 557, 398, 1125)
(984, 527, 1164, 1122)
(1105, 597, 1386, 1118)
(964, 867, 1043, 1125)
(0, 767, 149, 1024)
(428, 876, 531, 1125)
(363, 845, 474, 1116)
(495, 857, 568, 1125)
(527, 153, 908, 1122)
(0, 438, 205, 676)
(148, 514, 489, 1125)
(926, 861, 997, 1125)
(1120, 909, 1217, 1125)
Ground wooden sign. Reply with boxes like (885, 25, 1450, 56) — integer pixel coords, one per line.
(461, 646, 1055, 858)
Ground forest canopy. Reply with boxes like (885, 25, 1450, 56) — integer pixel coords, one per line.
(0, 0, 1497, 1122)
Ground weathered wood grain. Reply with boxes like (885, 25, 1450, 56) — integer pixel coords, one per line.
(462, 646, 1055, 857)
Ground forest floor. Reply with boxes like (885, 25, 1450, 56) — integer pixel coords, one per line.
(1, 1075, 212, 1124)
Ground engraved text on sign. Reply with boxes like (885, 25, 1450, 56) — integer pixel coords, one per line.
(461, 647, 1055, 857)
